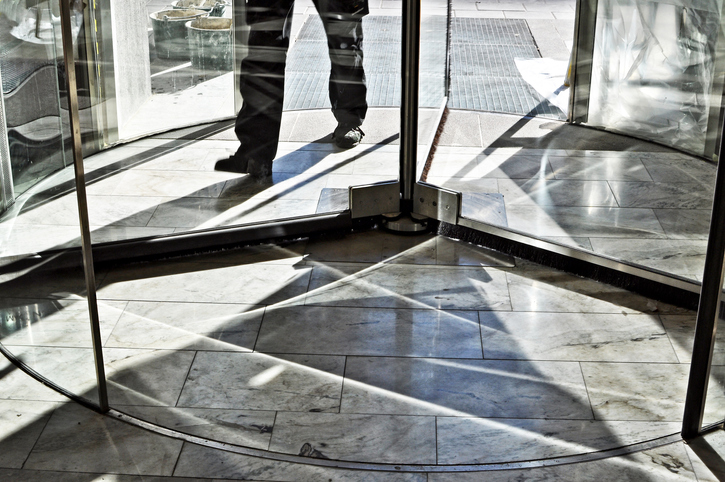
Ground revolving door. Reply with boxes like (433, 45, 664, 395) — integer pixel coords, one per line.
(2, 0, 725, 471)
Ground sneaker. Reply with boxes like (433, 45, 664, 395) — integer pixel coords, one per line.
(333, 125, 364, 149)
(214, 155, 249, 173)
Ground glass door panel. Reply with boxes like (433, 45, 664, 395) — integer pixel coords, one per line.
(587, 0, 724, 157)
(421, 0, 717, 285)
(74, 1, 401, 247)
(0, 0, 102, 406)
(100, 1, 403, 438)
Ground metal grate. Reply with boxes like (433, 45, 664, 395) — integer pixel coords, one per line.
(284, 15, 565, 119)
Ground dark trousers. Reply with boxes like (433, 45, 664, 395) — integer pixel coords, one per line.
(235, 0, 368, 163)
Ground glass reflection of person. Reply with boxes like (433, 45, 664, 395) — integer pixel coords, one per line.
(216, 0, 368, 180)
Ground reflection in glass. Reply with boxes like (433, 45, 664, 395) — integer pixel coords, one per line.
(419, 0, 716, 284)
(66, 1, 402, 245)
(0, 0, 100, 406)
(588, 0, 722, 156)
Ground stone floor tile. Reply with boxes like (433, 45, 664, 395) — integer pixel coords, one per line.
(497, 178, 617, 206)
(581, 362, 691, 421)
(548, 155, 652, 181)
(609, 182, 714, 210)
(306, 263, 512, 310)
(341, 357, 591, 419)
(269, 412, 437, 464)
(589, 238, 707, 279)
(479, 311, 679, 362)
(256, 305, 482, 358)
(0, 400, 59, 469)
(98, 260, 313, 306)
(661, 314, 725, 365)
(654, 209, 711, 239)
(505, 205, 666, 238)
(436, 417, 679, 464)
(505, 269, 690, 314)
(429, 442, 698, 481)
(435, 236, 515, 266)
(304, 230, 386, 263)
(0, 298, 125, 347)
(105, 348, 196, 407)
(116, 405, 275, 450)
(23, 403, 184, 476)
(173, 443, 426, 481)
(177, 352, 345, 411)
(105, 301, 264, 352)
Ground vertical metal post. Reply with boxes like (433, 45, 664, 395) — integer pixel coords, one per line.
(568, 0, 597, 123)
(682, 121, 725, 438)
(59, 0, 109, 411)
(444, 0, 452, 97)
(0, 65, 14, 213)
(399, 0, 420, 212)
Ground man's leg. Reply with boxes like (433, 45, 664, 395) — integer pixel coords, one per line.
(216, 0, 294, 176)
(315, 2, 368, 148)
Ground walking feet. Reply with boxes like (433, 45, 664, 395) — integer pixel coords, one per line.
(214, 154, 249, 174)
(333, 124, 364, 149)
(215, 154, 272, 183)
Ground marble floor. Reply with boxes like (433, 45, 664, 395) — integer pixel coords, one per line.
(0, 107, 713, 285)
(1, 228, 725, 479)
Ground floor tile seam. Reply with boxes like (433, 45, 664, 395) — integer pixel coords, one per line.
(95, 298, 270, 308)
(250, 306, 268, 354)
(303, 303, 514, 311)
(476, 355, 684, 364)
(261, 304, 482, 314)
(10, 400, 56, 470)
(246, 351, 486, 360)
(654, 313, 688, 364)
(94, 296, 280, 307)
(0, 395, 67, 404)
(478, 308, 671, 315)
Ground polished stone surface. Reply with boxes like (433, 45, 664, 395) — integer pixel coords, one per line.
(269, 412, 437, 464)
(117, 405, 276, 450)
(173, 443, 427, 481)
(1, 226, 710, 473)
(505, 269, 688, 314)
(429, 443, 700, 481)
(479, 311, 679, 362)
(98, 260, 312, 305)
(0, 400, 58, 469)
(306, 262, 512, 310)
(581, 362, 691, 421)
(177, 352, 346, 411)
(106, 301, 264, 351)
(22, 403, 183, 475)
(436, 418, 680, 464)
(256, 305, 483, 358)
(340, 357, 592, 418)
(0, 109, 714, 283)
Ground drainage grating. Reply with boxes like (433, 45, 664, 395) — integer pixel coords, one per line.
(447, 18, 565, 118)
(284, 15, 565, 119)
(286, 15, 404, 109)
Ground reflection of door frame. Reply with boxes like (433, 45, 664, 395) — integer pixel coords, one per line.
(568, 0, 598, 124)
(0, 63, 15, 214)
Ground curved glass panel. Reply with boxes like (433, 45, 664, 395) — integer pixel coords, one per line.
(0, 0, 101, 405)
(97, 0, 402, 432)
(421, 0, 716, 284)
(67, 1, 401, 246)
(587, 0, 724, 157)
